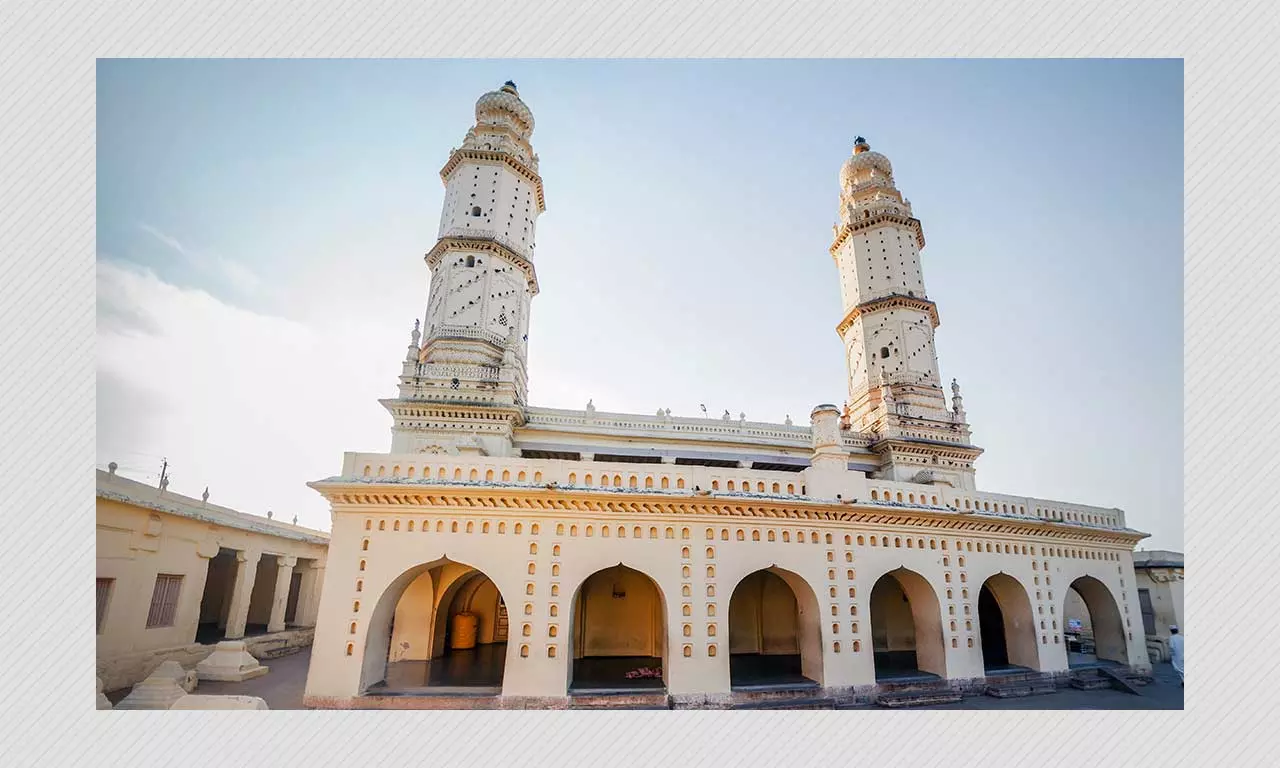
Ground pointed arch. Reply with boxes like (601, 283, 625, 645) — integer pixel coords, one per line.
(975, 573, 1039, 672)
(1063, 575, 1128, 666)
(725, 566, 824, 687)
(868, 567, 946, 679)
(568, 563, 668, 691)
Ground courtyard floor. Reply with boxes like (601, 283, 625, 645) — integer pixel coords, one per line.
(180, 648, 1184, 710)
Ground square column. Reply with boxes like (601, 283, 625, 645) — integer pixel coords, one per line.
(267, 555, 299, 633)
(224, 550, 261, 640)
(295, 563, 325, 627)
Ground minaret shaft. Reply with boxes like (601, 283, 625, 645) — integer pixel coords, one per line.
(830, 138, 981, 489)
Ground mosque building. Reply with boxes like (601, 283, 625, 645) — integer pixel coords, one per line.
(302, 82, 1152, 709)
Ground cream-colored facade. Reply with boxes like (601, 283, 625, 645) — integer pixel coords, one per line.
(1133, 550, 1184, 662)
(303, 83, 1153, 709)
(96, 468, 329, 691)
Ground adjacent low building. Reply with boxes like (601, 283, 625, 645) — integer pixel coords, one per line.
(96, 467, 329, 691)
(1133, 550, 1184, 662)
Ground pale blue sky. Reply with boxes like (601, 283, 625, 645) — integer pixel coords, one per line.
(96, 59, 1182, 550)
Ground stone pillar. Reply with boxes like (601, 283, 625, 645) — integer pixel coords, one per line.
(224, 550, 261, 640)
(267, 555, 299, 633)
(296, 563, 325, 627)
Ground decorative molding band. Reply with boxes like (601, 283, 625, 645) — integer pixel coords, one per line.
(830, 212, 926, 254)
(836, 293, 941, 337)
(307, 481, 1146, 547)
(379, 399, 527, 428)
(439, 148, 546, 212)
(425, 236, 540, 295)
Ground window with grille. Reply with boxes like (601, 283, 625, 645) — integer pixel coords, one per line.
(96, 578, 114, 634)
(146, 574, 183, 628)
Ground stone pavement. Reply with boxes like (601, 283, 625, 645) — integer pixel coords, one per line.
(194, 647, 313, 709)
(911, 662, 1184, 710)
(188, 647, 1183, 710)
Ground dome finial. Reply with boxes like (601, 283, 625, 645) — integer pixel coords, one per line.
(853, 136, 870, 154)
(503, 80, 518, 92)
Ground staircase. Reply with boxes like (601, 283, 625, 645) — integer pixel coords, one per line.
(1067, 664, 1149, 695)
(729, 686, 836, 710)
(874, 677, 962, 708)
(985, 678, 1058, 699)
(568, 690, 671, 710)
(1096, 666, 1148, 695)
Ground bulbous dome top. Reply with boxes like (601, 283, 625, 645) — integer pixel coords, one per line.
(840, 136, 893, 188)
(475, 81, 534, 133)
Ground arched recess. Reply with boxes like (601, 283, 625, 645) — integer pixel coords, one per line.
(976, 574, 1039, 672)
(569, 564, 667, 691)
(869, 568, 946, 680)
(361, 557, 509, 694)
(1063, 575, 1127, 666)
(727, 567, 823, 687)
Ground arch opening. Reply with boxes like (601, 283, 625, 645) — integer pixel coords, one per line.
(1063, 575, 1128, 667)
(569, 565, 667, 691)
(977, 574, 1039, 673)
(870, 568, 946, 680)
(726, 567, 823, 688)
(364, 558, 509, 694)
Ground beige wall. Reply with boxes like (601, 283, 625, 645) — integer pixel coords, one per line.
(871, 574, 915, 652)
(1135, 567, 1184, 641)
(572, 565, 663, 658)
(96, 496, 328, 690)
(303, 504, 1150, 705)
(728, 570, 800, 655)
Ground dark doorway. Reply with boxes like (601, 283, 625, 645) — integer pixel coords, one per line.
(727, 569, 817, 689)
(195, 548, 237, 644)
(570, 565, 666, 692)
(284, 571, 302, 625)
(870, 568, 946, 680)
(380, 566, 510, 693)
(978, 584, 1009, 670)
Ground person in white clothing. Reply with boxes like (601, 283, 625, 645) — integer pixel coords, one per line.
(1168, 625, 1184, 686)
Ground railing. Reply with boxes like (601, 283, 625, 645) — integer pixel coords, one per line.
(865, 480, 1126, 530)
(425, 324, 509, 349)
(523, 407, 814, 446)
(339, 453, 810, 500)
(333, 453, 1127, 532)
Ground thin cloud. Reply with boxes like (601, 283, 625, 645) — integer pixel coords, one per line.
(138, 222, 261, 295)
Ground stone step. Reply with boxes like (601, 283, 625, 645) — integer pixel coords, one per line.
(1096, 667, 1145, 695)
(1070, 677, 1112, 691)
(985, 681, 1058, 699)
(876, 677, 949, 694)
(568, 691, 671, 710)
(875, 690, 963, 708)
(732, 696, 837, 710)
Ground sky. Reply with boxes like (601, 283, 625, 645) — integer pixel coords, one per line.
(96, 59, 1183, 550)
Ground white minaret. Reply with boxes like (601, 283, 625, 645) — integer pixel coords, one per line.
(383, 82, 546, 456)
(830, 137, 981, 489)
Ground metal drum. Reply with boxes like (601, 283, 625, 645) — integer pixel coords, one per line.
(450, 612, 479, 650)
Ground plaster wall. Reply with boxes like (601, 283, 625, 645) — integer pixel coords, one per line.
(302, 503, 1147, 705)
(95, 496, 328, 688)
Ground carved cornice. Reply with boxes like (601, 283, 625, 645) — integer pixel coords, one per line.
(830, 213, 925, 253)
(837, 294, 941, 337)
(307, 481, 1147, 547)
(425, 236, 540, 296)
(871, 435, 983, 461)
(380, 399, 527, 428)
(440, 148, 546, 213)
